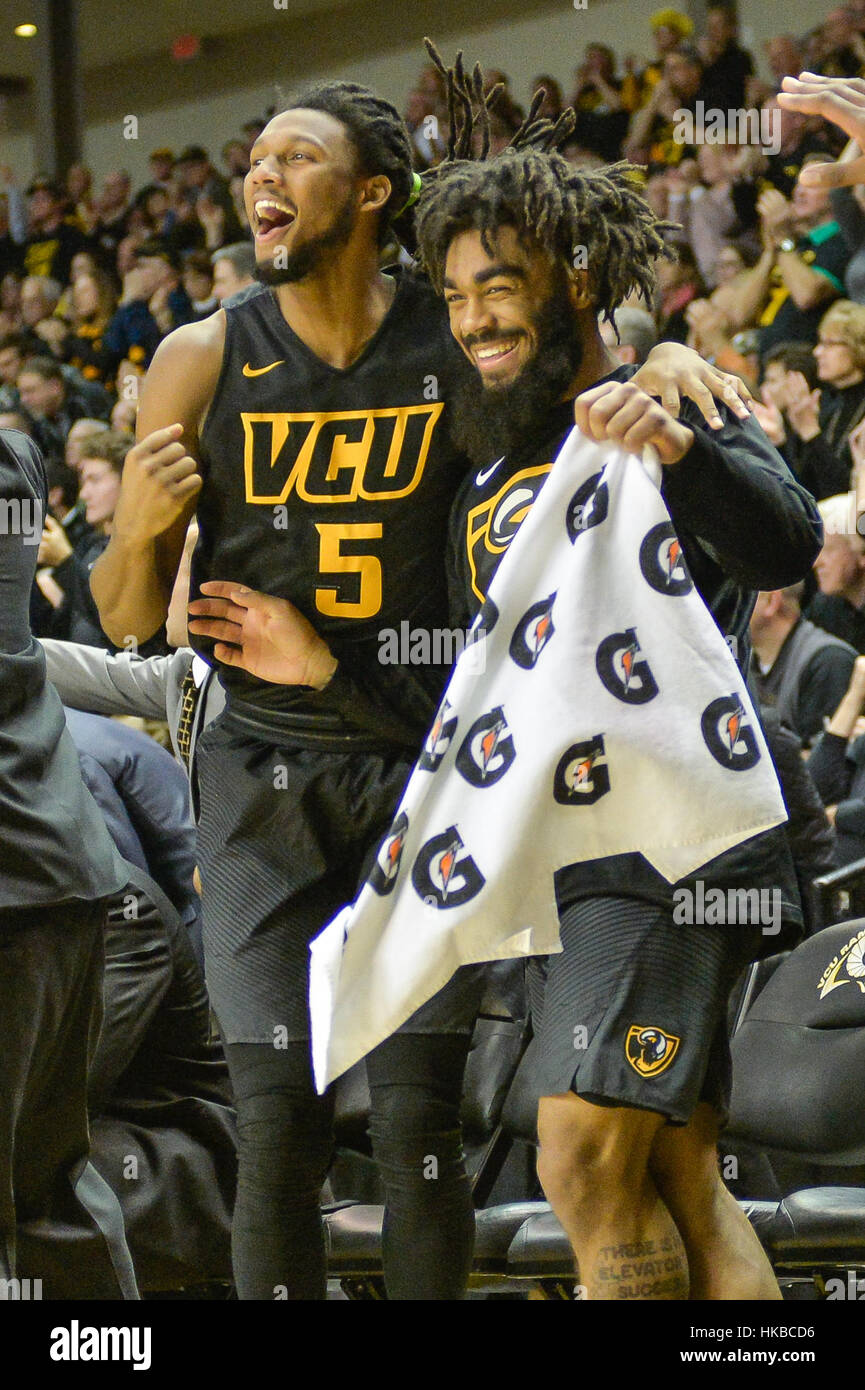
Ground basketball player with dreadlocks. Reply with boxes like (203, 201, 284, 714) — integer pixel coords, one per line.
(195, 51, 823, 1300)
(92, 58, 765, 1301)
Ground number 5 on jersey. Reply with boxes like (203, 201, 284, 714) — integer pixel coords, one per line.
(314, 522, 383, 618)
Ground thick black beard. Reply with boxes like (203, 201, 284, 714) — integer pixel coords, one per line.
(255, 193, 357, 286)
(448, 285, 585, 467)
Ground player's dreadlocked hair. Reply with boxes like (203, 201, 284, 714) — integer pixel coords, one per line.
(413, 40, 678, 324)
(277, 80, 415, 247)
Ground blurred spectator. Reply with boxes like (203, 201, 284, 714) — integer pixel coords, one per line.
(817, 5, 865, 77)
(781, 300, 865, 491)
(103, 238, 194, 372)
(625, 43, 705, 169)
(22, 177, 91, 282)
(65, 416, 110, 472)
(63, 267, 119, 386)
(759, 707, 838, 933)
(762, 97, 836, 198)
(808, 655, 865, 862)
(20, 274, 63, 336)
(698, 3, 756, 112)
(765, 35, 804, 91)
(65, 163, 97, 236)
(570, 44, 632, 162)
(44, 454, 92, 549)
(174, 145, 244, 246)
(211, 242, 257, 303)
(148, 148, 175, 186)
(222, 140, 250, 179)
(756, 339, 845, 497)
(628, 8, 695, 110)
(181, 250, 218, 319)
(531, 75, 564, 123)
(92, 171, 133, 266)
(36, 429, 132, 647)
(808, 491, 865, 652)
(17, 355, 110, 461)
(751, 582, 858, 745)
(655, 240, 706, 341)
(599, 306, 658, 364)
(734, 165, 849, 361)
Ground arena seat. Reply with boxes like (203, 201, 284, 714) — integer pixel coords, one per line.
(725, 918, 865, 1281)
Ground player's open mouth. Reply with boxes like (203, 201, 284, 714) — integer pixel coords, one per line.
(470, 335, 521, 372)
(254, 199, 297, 242)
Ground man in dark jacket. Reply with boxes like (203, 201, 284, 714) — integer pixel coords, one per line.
(0, 427, 136, 1296)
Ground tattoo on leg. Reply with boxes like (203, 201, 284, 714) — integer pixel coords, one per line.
(591, 1235, 688, 1300)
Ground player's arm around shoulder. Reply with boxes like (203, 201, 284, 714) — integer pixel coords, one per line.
(91, 312, 226, 648)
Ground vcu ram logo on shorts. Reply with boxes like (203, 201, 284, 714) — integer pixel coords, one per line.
(510, 594, 556, 669)
(701, 694, 761, 770)
(370, 812, 409, 896)
(455, 707, 515, 788)
(596, 628, 659, 704)
(639, 522, 693, 596)
(625, 1025, 681, 1077)
(817, 927, 865, 998)
(412, 826, 485, 909)
(553, 734, 610, 805)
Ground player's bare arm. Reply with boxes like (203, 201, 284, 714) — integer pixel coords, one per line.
(90, 313, 225, 647)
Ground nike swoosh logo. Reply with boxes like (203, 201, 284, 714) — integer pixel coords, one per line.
(242, 360, 286, 377)
(475, 457, 504, 487)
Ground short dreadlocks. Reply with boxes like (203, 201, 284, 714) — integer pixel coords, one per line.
(413, 41, 677, 324)
(277, 80, 415, 247)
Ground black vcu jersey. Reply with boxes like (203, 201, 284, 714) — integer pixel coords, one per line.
(194, 271, 467, 733)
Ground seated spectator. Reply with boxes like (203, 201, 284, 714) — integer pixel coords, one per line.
(211, 242, 257, 303)
(759, 707, 837, 934)
(62, 268, 118, 386)
(683, 144, 764, 289)
(569, 44, 631, 163)
(65, 415, 110, 472)
(765, 34, 804, 93)
(755, 339, 847, 498)
(22, 177, 92, 282)
(825, 137, 865, 302)
(730, 162, 848, 362)
(0, 330, 29, 410)
(20, 274, 62, 343)
(36, 429, 133, 648)
(174, 144, 244, 247)
(760, 96, 836, 199)
(808, 654, 865, 864)
(45, 454, 92, 548)
(103, 238, 194, 372)
(65, 162, 97, 236)
(817, 5, 865, 77)
(16, 355, 110, 462)
(91, 170, 133, 267)
(750, 581, 858, 745)
(655, 240, 706, 342)
(181, 250, 218, 320)
(625, 42, 704, 170)
(599, 306, 658, 364)
(782, 300, 865, 492)
(808, 491, 865, 653)
(148, 147, 174, 187)
(531, 74, 564, 124)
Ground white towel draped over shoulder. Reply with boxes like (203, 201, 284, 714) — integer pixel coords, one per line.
(309, 427, 788, 1092)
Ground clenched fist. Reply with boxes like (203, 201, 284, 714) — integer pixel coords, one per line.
(112, 424, 202, 544)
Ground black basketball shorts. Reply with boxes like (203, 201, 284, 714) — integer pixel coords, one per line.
(527, 895, 763, 1125)
(195, 712, 484, 1044)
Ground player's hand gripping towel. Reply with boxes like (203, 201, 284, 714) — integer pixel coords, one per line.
(309, 429, 787, 1091)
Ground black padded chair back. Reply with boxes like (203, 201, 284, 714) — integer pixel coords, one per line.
(728, 919, 865, 1160)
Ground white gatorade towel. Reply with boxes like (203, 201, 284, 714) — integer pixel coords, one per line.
(309, 428, 788, 1091)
